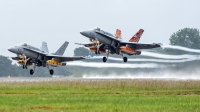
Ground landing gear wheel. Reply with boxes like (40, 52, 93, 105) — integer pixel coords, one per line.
(95, 51, 98, 54)
(103, 57, 107, 62)
(30, 69, 34, 75)
(123, 57, 128, 62)
(23, 65, 27, 69)
(50, 69, 54, 75)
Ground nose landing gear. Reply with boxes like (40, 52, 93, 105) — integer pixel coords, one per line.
(30, 63, 36, 75)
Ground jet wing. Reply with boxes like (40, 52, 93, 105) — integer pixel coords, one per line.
(58, 57, 85, 62)
(95, 30, 121, 42)
(75, 43, 95, 47)
(11, 57, 23, 60)
(120, 42, 161, 50)
(46, 54, 85, 62)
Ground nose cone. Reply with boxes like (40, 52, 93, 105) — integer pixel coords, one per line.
(80, 30, 90, 37)
(7, 46, 18, 53)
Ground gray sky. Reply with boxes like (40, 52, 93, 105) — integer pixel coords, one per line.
(0, 0, 200, 57)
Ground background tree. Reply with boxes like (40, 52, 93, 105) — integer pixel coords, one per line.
(74, 47, 91, 57)
(169, 28, 200, 49)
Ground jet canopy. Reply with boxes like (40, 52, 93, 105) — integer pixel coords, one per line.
(18, 43, 28, 46)
(93, 27, 101, 31)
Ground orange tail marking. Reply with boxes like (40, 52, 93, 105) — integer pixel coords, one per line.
(129, 29, 144, 42)
(115, 29, 122, 39)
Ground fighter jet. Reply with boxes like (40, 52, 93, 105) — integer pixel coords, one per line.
(8, 41, 85, 75)
(76, 27, 161, 62)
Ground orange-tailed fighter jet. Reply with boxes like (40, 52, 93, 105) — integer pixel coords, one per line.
(76, 27, 160, 62)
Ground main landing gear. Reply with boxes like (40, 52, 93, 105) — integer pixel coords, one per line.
(103, 57, 107, 62)
(30, 63, 36, 75)
(49, 69, 54, 75)
(102, 51, 128, 62)
(29, 63, 54, 75)
(120, 51, 128, 63)
(22, 65, 27, 69)
(46, 63, 54, 75)
(95, 50, 100, 54)
(30, 69, 34, 75)
(123, 57, 128, 62)
(102, 50, 109, 62)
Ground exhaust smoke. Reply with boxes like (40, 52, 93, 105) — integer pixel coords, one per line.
(69, 44, 200, 80)
(162, 44, 200, 53)
(67, 61, 165, 68)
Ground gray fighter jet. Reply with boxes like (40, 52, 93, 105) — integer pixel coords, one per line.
(76, 27, 161, 62)
(8, 41, 85, 75)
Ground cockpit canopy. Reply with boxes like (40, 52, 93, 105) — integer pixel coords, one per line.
(93, 27, 101, 31)
(18, 43, 28, 46)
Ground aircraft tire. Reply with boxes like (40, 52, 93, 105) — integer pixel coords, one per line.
(123, 57, 127, 62)
(103, 57, 107, 62)
(30, 69, 34, 75)
(50, 69, 54, 75)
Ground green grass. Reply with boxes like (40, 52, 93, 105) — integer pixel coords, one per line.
(0, 79, 200, 112)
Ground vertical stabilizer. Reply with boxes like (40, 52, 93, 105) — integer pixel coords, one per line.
(41, 41, 49, 53)
(115, 29, 122, 39)
(54, 41, 69, 55)
(129, 29, 144, 42)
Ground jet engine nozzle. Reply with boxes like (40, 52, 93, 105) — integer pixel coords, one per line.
(17, 60, 32, 66)
(47, 60, 62, 66)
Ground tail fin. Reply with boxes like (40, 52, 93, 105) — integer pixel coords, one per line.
(129, 29, 144, 42)
(54, 41, 69, 55)
(115, 29, 122, 39)
(41, 41, 49, 53)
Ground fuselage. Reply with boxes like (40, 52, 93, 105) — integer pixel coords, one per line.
(80, 27, 140, 55)
(8, 43, 47, 60)
(8, 43, 51, 67)
(80, 27, 122, 48)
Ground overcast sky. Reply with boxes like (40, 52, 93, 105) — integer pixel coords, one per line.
(0, 0, 200, 57)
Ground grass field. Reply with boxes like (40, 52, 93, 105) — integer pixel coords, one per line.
(0, 79, 200, 112)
